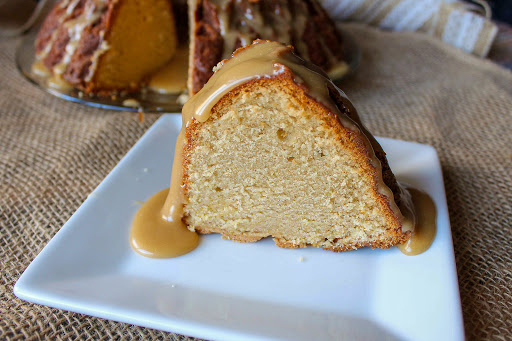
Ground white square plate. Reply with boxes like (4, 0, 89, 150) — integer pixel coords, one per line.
(15, 115, 464, 341)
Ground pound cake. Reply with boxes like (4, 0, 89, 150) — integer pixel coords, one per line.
(35, 0, 177, 94)
(163, 40, 413, 252)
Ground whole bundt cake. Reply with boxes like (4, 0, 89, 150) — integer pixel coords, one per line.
(35, 0, 347, 97)
(161, 40, 412, 252)
(35, 0, 178, 95)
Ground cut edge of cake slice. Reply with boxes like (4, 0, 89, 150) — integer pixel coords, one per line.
(178, 40, 412, 252)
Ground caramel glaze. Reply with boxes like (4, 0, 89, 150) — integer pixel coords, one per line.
(36, 0, 81, 61)
(33, 0, 110, 93)
(132, 40, 434, 258)
(35, 0, 109, 82)
(130, 188, 199, 258)
(148, 47, 189, 94)
(32, 60, 74, 92)
(397, 187, 437, 256)
(31, 60, 52, 77)
(47, 74, 74, 91)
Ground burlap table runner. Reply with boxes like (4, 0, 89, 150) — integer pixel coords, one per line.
(1, 23, 511, 340)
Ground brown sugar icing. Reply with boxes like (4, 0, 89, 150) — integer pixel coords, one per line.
(131, 40, 435, 258)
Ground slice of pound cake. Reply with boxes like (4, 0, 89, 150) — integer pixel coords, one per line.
(165, 40, 413, 252)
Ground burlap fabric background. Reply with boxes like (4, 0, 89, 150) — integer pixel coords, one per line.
(1, 23, 510, 340)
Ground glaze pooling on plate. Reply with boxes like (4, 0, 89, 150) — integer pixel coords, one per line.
(130, 188, 199, 258)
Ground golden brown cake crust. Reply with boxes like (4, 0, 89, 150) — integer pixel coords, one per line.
(181, 68, 410, 251)
(186, 225, 408, 251)
(190, 0, 224, 95)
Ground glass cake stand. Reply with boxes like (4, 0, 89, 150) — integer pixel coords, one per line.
(16, 25, 360, 113)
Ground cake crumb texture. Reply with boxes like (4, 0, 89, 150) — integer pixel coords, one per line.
(183, 76, 408, 251)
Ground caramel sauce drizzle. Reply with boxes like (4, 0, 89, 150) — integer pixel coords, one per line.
(47, 74, 73, 91)
(37, 0, 81, 61)
(31, 60, 51, 77)
(52, 0, 108, 76)
(35, 0, 109, 84)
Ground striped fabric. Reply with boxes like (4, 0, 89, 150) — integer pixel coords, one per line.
(321, 0, 498, 57)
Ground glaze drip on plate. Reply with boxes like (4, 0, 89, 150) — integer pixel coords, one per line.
(130, 188, 199, 258)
